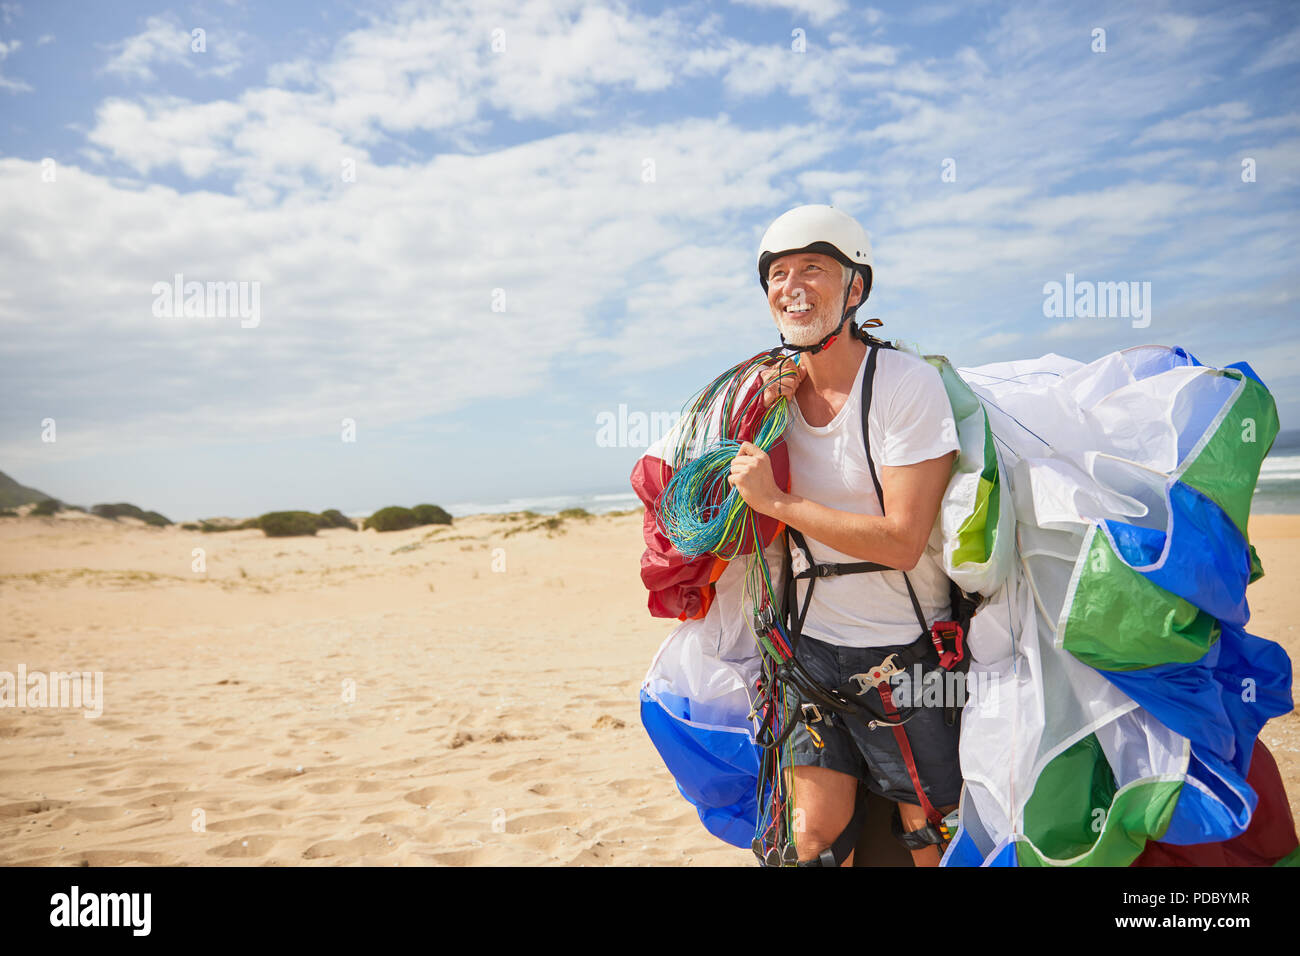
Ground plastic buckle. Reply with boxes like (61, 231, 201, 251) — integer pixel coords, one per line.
(930, 620, 965, 670)
(799, 703, 826, 749)
(848, 653, 900, 695)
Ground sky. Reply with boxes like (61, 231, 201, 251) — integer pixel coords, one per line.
(1, 0, 1297, 521)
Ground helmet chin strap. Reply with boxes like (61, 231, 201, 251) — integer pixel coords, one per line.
(778, 272, 855, 356)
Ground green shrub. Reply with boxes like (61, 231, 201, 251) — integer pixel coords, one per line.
(364, 506, 419, 532)
(557, 508, 591, 519)
(92, 502, 171, 525)
(198, 519, 251, 532)
(258, 511, 320, 537)
(0, 508, 17, 517)
(318, 509, 357, 530)
(31, 498, 61, 516)
(412, 503, 453, 526)
(181, 522, 200, 530)
(92, 502, 140, 520)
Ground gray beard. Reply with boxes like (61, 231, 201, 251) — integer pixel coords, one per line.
(776, 305, 841, 346)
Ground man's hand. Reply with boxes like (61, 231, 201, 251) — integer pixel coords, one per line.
(729, 441, 785, 516)
(759, 357, 806, 409)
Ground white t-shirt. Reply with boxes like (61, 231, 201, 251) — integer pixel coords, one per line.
(783, 346, 960, 649)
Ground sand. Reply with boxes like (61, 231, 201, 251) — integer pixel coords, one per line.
(0, 510, 1297, 866)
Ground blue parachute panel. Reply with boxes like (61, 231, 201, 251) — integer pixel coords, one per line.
(639, 688, 759, 848)
(1102, 480, 1251, 628)
(1097, 621, 1291, 845)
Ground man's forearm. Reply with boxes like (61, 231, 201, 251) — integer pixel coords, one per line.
(768, 493, 921, 571)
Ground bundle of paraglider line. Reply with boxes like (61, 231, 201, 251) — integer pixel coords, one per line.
(632, 339, 1300, 868)
(654, 348, 850, 866)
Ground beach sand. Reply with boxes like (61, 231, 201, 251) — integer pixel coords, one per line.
(0, 510, 1297, 866)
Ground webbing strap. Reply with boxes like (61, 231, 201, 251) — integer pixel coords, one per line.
(798, 786, 869, 868)
(878, 682, 944, 827)
(795, 560, 893, 578)
(859, 346, 930, 639)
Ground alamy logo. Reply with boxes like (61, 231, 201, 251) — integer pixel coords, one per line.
(0, 664, 103, 718)
(595, 404, 680, 448)
(49, 886, 151, 936)
(152, 273, 261, 328)
(1042, 273, 1151, 328)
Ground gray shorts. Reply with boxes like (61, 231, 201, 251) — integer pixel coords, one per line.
(788, 634, 963, 808)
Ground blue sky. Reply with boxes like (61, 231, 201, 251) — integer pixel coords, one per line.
(1, 0, 1298, 521)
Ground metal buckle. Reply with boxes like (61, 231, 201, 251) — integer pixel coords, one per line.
(848, 653, 901, 695)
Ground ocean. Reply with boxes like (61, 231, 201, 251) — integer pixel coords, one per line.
(442, 427, 1300, 519)
(1253, 428, 1300, 515)
(442, 490, 643, 519)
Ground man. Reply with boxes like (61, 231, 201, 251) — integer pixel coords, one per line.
(727, 204, 962, 866)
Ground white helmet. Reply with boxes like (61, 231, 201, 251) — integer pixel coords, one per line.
(757, 204, 873, 304)
(757, 204, 875, 353)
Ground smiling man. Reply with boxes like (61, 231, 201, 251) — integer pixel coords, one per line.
(728, 204, 963, 867)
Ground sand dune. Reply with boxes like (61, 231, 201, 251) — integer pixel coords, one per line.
(0, 510, 1296, 865)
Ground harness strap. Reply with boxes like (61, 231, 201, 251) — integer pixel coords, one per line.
(859, 347, 932, 641)
(877, 681, 944, 828)
(787, 527, 929, 640)
(797, 785, 870, 868)
(792, 559, 894, 578)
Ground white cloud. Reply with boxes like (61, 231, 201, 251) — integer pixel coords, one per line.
(1154, 14, 1199, 44)
(0, 35, 30, 92)
(102, 14, 244, 82)
(910, 3, 967, 25)
(1246, 24, 1300, 74)
(729, 0, 849, 26)
(0, 115, 837, 458)
(1135, 101, 1251, 143)
(8, 0, 1300, 463)
(86, 3, 928, 180)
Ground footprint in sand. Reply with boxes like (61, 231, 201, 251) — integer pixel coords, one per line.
(250, 767, 306, 784)
(303, 780, 350, 795)
(0, 799, 71, 818)
(204, 813, 285, 832)
(302, 832, 395, 859)
(207, 835, 277, 858)
(360, 810, 409, 825)
(65, 806, 122, 821)
(71, 849, 171, 866)
(402, 785, 469, 806)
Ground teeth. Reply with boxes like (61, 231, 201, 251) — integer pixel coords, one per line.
(786, 305, 811, 313)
